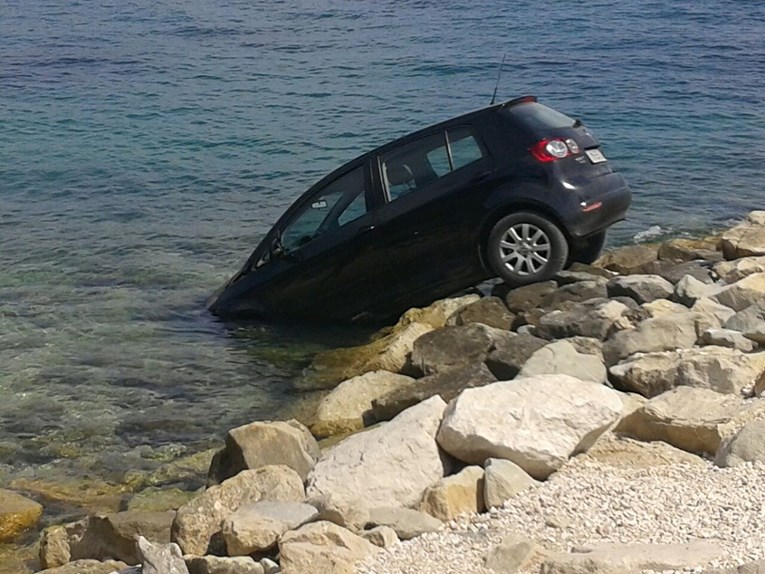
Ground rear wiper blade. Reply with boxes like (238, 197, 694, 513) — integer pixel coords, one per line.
(573, 118, 583, 128)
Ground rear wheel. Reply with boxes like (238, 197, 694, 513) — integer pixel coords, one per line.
(569, 231, 606, 265)
(487, 212, 569, 286)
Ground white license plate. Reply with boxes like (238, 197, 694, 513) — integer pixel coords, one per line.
(585, 149, 607, 164)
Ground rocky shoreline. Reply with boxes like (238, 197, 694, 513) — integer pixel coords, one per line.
(3, 211, 765, 574)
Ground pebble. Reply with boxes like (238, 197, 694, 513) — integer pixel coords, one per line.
(356, 457, 765, 574)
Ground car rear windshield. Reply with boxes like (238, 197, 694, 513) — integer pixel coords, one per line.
(504, 102, 575, 131)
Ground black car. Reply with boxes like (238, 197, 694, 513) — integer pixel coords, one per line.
(208, 96, 631, 323)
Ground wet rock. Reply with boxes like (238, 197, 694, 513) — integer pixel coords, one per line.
(208, 420, 319, 485)
(306, 396, 447, 510)
(602, 314, 699, 367)
(447, 296, 515, 330)
(658, 237, 720, 262)
(608, 348, 765, 397)
(701, 328, 757, 352)
(397, 294, 481, 329)
(311, 371, 416, 438)
(721, 211, 765, 259)
(500, 281, 558, 313)
(0, 488, 42, 542)
(409, 324, 512, 376)
(185, 555, 265, 574)
(419, 465, 485, 521)
(535, 299, 630, 341)
(221, 501, 318, 555)
(485, 333, 548, 380)
(365, 507, 442, 540)
(278, 521, 377, 574)
(305, 321, 434, 388)
(483, 459, 539, 509)
(593, 244, 658, 274)
(126, 487, 197, 512)
(617, 386, 756, 455)
(437, 375, 622, 479)
(172, 465, 305, 556)
(370, 362, 497, 422)
(39, 511, 175, 567)
(716, 418, 765, 467)
(518, 340, 607, 384)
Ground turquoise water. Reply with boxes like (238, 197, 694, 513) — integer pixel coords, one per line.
(1, 0, 764, 494)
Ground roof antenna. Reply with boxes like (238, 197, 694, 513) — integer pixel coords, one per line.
(490, 53, 507, 106)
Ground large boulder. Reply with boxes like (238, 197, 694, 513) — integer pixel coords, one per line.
(221, 501, 318, 555)
(418, 465, 485, 521)
(602, 314, 699, 366)
(539, 280, 608, 310)
(310, 371, 416, 438)
(692, 297, 737, 329)
(185, 555, 265, 574)
(535, 299, 630, 341)
(39, 511, 175, 567)
(0, 489, 42, 542)
(642, 259, 716, 285)
(447, 296, 515, 330)
(606, 274, 674, 304)
(541, 541, 724, 574)
(724, 299, 765, 336)
(278, 521, 377, 574)
(437, 375, 623, 479)
(306, 396, 447, 510)
(593, 244, 658, 274)
(714, 255, 765, 283)
(720, 211, 765, 259)
(208, 420, 319, 485)
(485, 333, 549, 380)
(483, 458, 539, 509)
(500, 281, 558, 313)
(397, 294, 481, 329)
(370, 362, 496, 422)
(673, 274, 722, 306)
(701, 328, 757, 352)
(584, 434, 705, 469)
(172, 465, 305, 556)
(715, 418, 765, 467)
(608, 347, 765, 397)
(617, 387, 765, 455)
(517, 340, 607, 384)
(137, 536, 189, 574)
(409, 324, 513, 376)
(658, 237, 720, 262)
(713, 272, 765, 311)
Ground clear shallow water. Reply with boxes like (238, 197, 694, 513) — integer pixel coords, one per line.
(1, 0, 764, 498)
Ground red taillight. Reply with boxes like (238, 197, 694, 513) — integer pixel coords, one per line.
(529, 139, 578, 163)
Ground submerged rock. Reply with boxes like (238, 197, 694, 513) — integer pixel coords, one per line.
(0, 489, 42, 542)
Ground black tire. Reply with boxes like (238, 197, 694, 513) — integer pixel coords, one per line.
(486, 212, 569, 286)
(568, 231, 606, 266)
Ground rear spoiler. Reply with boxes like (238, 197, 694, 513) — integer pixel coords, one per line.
(501, 95, 538, 108)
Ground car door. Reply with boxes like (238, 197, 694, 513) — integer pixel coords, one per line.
(372, 126, 496, 305)
(260, 162, 392, 321)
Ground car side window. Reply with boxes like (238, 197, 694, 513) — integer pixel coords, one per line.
(381, 127, 487, 202)
(447, 127, 484, 170)
(281, 166, 367, 252)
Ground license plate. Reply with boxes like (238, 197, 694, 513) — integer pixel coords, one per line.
(585, 149, 607, 164)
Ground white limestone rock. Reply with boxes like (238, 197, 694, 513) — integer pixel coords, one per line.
(436, 375, 622, 479)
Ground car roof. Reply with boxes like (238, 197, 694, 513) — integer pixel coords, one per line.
(306, 95, 538, 192)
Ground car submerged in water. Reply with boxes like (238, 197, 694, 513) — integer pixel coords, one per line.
(208, 96, 631, 323)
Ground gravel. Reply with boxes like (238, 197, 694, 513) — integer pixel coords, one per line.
(357, 455, 765, 574)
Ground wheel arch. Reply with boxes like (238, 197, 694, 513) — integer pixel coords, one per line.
(476, 200, 571, 273)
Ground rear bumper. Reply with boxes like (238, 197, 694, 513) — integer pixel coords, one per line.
(561, 173, 632, 239)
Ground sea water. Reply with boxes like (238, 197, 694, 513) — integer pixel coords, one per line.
(1, 0, 763, 504)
